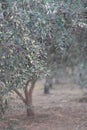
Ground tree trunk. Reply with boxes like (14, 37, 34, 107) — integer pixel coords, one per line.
(44, 84, 50, 94)
(44, 75, 53, 94)
(0, 96, 4, 117)
(25, 95, 34, 116)
(14, 79, 36, 116)
(24, 80, 36, 116)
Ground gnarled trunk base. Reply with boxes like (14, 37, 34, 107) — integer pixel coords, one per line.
(26, 105, 34, 116)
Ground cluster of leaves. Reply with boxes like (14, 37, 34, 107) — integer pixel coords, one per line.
(0, 0, 48, 93)
(42, 0, 86, 72)
(0, 0, 87, 93)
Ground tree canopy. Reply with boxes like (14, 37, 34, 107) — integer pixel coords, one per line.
(0, 0, 87, 94)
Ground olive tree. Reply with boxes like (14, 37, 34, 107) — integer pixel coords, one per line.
(0, 0, 47, 116)
(0, 0, 87, 116)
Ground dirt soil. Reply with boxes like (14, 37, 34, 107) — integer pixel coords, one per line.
(0, 82, 87, 130)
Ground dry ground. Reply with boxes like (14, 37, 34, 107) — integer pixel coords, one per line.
(0, 81, 87, 130)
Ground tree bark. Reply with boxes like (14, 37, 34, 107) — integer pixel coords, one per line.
(14, 79, 36, 116)
(24, 80, 36, 116)
(44, 84, 50, 94)
(44, 75, 53, 94)
(14, 88, 26, 104)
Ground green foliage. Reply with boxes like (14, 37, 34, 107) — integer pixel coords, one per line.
(0, 0, 47, 92)
(0, 0, 87, 93)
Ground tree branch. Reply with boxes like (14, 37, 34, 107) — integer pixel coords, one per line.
(28, 80, 36, 96)
(24, 80, 30, 103)
(14, 88, 26, 104)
